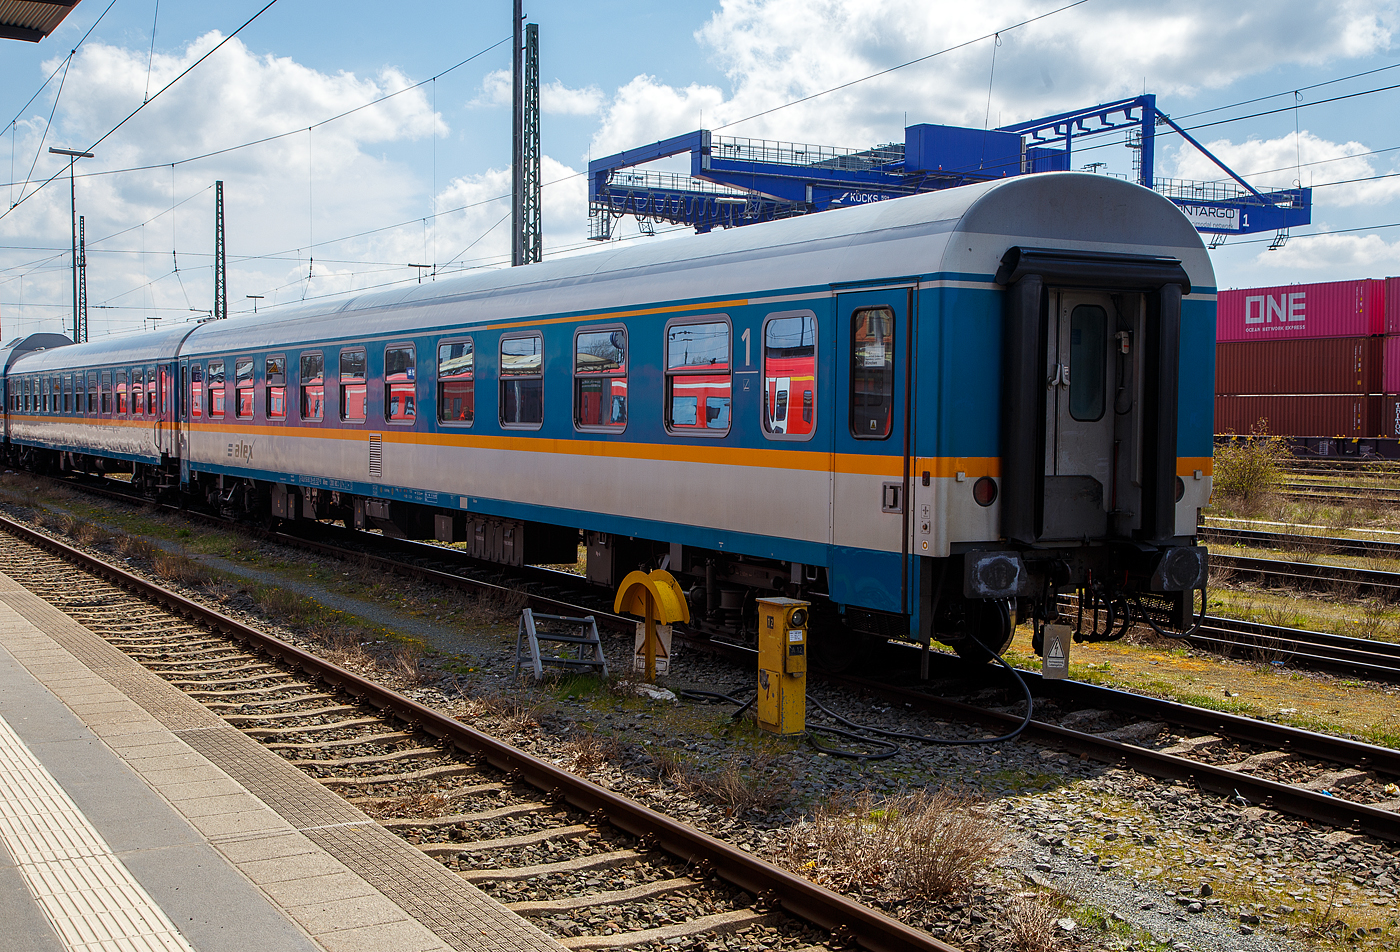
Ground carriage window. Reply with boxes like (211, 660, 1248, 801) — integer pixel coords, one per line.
(88, 372, 99, 414)
(266, 355, 286, 420)
(437, 339, 473, 425)
(100, 372, 112, 414)
(300, 352, 324, 421)
(385, 345, 416, 422)
(574, 327, 626, 430)
(499, 334, 543, 427)
(850, 307, 894, 439)
(208, 360, 226, 418)
(64, 375, 73, 413)
(665, 320, 730, 435)
(340, 348, 367, 422)
(190, 363, 204, 418)
(42, 376, 50, 413)
(1068, 304, 1107, 422)
(116, 371, 128, 415)
(131, 370, 143, 416)
(235, 358, 255, 419)
(53, 377, 61, 414)
(147, 368, 158, 415)
(762, 313, 816, 439)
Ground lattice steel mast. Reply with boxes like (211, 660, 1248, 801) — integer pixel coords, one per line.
(511, 4, 541, 266)
(213, 180, 227, 320)
(76, 215, 87, 343)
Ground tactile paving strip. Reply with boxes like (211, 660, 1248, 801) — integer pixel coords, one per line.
(0, 583, 567, 952)
(0, 711, 198, 952)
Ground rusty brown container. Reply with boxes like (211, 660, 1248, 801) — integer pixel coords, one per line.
(1215, 336, 1383, 396)
(1215, 394, 1382, 438)
(1383, 395, 1400, 440)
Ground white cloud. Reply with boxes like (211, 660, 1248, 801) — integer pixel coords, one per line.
(0, 31, 449, 336)
(1169, 131, 1400, 207)
(1251, 230, 1400, 271)
(584, 0, 1399, 154)
(470, 69, 512, 109)
(542, 81, 604, 116)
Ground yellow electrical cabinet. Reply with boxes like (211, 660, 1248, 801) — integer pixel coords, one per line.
(756, 597, 809, 735)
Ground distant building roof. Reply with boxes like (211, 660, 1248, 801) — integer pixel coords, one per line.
(1, 0, 80, 43)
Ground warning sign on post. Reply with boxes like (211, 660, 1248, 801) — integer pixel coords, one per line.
(1042, 624, 1072, 680)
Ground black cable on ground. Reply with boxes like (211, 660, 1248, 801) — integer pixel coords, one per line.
(677, 639, 1035, 759)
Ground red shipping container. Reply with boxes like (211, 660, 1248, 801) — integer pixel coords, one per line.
(1385, 336, 1400, 395)
(1215, 337, 1381, 395)
(1215, 394, 1380, 438)
(1217, 278, 1384, 342)
(1383, 395, 1400, 439)
(1388, 277, 1400, 334)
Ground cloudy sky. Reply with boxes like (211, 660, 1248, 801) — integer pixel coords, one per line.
(2, 0, 1398, 339)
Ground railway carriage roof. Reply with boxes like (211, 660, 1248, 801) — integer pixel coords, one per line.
(11, 173, 1212, 369)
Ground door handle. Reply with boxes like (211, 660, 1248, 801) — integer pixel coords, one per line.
(881, 482, 904, 513)
(1047, 363, 1071, 388)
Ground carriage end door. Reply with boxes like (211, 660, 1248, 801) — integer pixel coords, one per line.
(830, 287, 911, 614)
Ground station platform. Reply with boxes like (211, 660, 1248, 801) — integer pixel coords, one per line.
(0, 571, 567, 952)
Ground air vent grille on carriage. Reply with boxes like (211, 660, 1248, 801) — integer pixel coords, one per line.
(369, 433, 383, 478)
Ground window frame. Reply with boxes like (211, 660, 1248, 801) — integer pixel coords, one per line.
(849, 306, 896, 441)
(234, 356, 255, 420)
(339, 347, 368, 423)
(759, 310, 818, 443)
(130, 369, 142, 416)
(299, 351, 324, 422)
(64, 374, 73, 414)
(383, 343, 417, 425)
(498, 332, 544, 430)
(572, 324, 628, 433)
(265, 354, 287, 421)
(435, 337, 474, 427)
(207, 360, 225, 419)
(100, 371, 112, 415)
(116, 369, 128, 416)
(663, 314, 733, 438)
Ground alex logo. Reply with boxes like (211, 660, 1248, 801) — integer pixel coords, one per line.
(1243, 291, 1305, 326)
(227, 440, 255, 462)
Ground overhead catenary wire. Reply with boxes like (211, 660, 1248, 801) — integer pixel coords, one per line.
(0, 0, 282, 225)
(0, 36, 511, 195)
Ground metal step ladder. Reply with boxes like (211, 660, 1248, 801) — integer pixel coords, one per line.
(515, 609, 608, 680)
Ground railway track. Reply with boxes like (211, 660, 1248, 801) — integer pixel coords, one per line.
(680, 636, 1400, 845)
(1278, 481, 1400, 505)
(1202, 524, 1400, 558)
(1186, 614, 1400, 680)
(1211, 551, 1400, 598)
(0, 513, 954, 952)
(14, 474, 1400, 845)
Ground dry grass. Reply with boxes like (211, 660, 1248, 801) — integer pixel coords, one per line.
(1006, 895, 1059, 952)
(780, 789, 1002, 899)
(559, 732, 622, 775)
(114, 534, 157, 561)
(477, 584, 530, 620)
(311, 625, 374, 669)
(461, 692, 541, 735)
(652, 748, 782, 813)
(152, 552, 213, 586)
(388, 643, 425, 685)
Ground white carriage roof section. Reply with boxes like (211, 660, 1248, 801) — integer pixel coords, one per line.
(13, 173, 1211, 371)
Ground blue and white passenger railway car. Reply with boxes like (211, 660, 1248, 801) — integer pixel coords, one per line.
(1, 173, 1214, 659)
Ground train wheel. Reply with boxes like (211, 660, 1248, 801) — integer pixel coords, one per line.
(952, 598, 1014, 663)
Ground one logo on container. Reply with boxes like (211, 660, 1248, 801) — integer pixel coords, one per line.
(1242, 292, 1305, 333)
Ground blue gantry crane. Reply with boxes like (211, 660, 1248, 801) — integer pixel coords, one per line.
(587, 95, 1311, 247)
